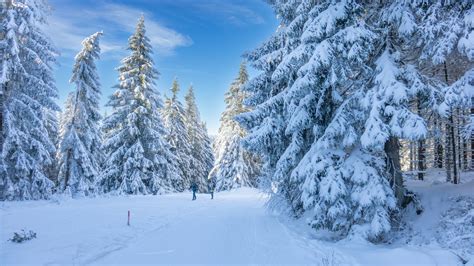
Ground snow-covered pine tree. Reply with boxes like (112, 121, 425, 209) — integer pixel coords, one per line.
(44, 108, 60, 184)
(236, 1, 301, 213)
(200, 122, 214, 181)
(383, 1, 474, 183)
(210, 62, 260, 191)
(284, 1, 400, 240)
(57, 32, 104, 197)
(0, 0, 59, 200)
(184, 85, 214, 192)
(239, 0, 463, 240)
(100, 16, 177, 195)
(417, 1, 474, 183)
(162, 79, 192, 191)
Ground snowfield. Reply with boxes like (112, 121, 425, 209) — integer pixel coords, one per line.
(400, 170, 474, 263)
(1, 187, 468, 265)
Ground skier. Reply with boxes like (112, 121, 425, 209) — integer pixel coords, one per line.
(191, 181, 198, 201)
(208, 177, 216, 199)
(208, 181, 214, 199)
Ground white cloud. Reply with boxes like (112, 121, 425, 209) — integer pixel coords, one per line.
(46, 2, 192, 58)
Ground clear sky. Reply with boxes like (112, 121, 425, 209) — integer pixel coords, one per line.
(47, 0, 278, 135)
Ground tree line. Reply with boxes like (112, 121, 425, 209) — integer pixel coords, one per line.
(2, 0, 473, 244)
(0, 3, 216, 199)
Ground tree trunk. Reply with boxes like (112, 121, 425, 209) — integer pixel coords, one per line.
(450, 114, 459, 184)
(463, 138, 468, 170)
(63, 150, 72, 191)
(443, 61, 459, 184)
(417, 139, 425, 180)
(385, 137, 405, 205)
(434, 118, 444, 168)
(417, 99, 425, 180)
(445, 122, 452, 182)
(461, 109, 469, 171)
(471, 101, 474, 170)
(0, 83, 4, 155)
(456, 110, 463, 171)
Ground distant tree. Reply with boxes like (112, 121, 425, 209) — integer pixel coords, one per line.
(99, 17, 177, 195)
(415, 1, 473, 184)
(184, 85, 214, 192)
(57, 32, 103, 197)
(211, 62, 260, 191)
(162, 79, 193, 191)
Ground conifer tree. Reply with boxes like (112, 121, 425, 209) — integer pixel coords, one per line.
(384, 1, 473, 184)
(235, 2, 297, 210)
(162, 79, 192, 191)
(238, 0, 461, 240)
(57, 32, 103, 197)
(211, 62, 260, 191)
(100, 16, 177, 195)
(184, 86, 214, 191)
(241, 0, 474, 240)
(0, 0, 59, 200)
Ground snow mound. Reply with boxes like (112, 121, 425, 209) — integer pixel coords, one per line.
(437, 196, 474, 260)
(401, 170, 474, 263)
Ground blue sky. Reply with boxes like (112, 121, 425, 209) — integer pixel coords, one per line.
(48, 0, 278, 135)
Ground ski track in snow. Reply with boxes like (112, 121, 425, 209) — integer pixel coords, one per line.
(0, 188, 462, 265)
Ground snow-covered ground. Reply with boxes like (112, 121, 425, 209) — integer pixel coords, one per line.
(0, 184, 470, 265)
(400, 169, 474, 264)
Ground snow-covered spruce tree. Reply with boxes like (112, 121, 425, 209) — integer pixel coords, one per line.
(238, 0, 457, 240)
(162, 79, 192, 191)
(382, 1, 473, 183)
(285, 1, 400, 240)
(57, 32, 104, 197)
(100, 16, 177, 195)
(44, 108, 60, 184)
(417, 1, 473, 183)
(184, 85, 214, 192)
(0, 0, 59, 200)
(210, 62, 260, 191)
(236, 1, 302, 213)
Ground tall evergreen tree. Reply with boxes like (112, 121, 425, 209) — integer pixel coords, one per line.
(384, 1, 473, 183)
(210, 62, 260, 191)
(57, 32, 103, 197)
(0, 0, 59, 200)
(237, 0, 471, 240)
(184, 85, 214, 191)
(162, 79, 192, 191)
(99, 16, 177, 195)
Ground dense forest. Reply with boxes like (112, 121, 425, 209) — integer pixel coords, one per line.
(1, 0, 473, 248)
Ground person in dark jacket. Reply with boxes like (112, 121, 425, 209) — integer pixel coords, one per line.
(208, 184, 214, 199)
(208, 177, 216, 199)
(191, 182, 198, 200)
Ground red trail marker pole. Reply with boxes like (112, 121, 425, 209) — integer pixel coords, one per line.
(127, 210, 130, 226)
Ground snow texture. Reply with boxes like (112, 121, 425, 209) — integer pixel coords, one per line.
(0, 188, 463, 265)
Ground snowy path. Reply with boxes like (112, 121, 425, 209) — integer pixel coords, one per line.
(95, 190, 319, 264)
(0, 188, 462, 265)
(1, 189, 324, 265)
